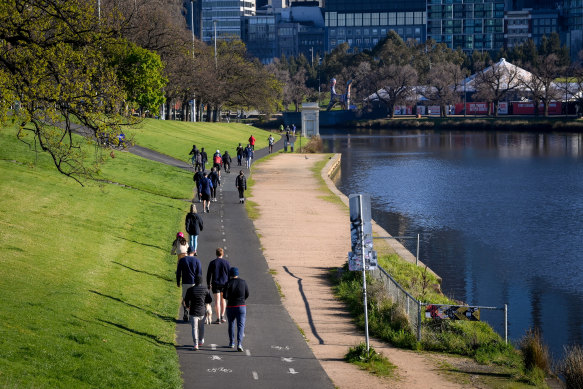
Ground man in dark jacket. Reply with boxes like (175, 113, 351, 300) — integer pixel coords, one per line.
(222, 150, 232, 173)
(198, 172, 213, 213)
(206, 248, 231, 323)
(184, 274, 213, 350)
(223, 267, 249, 351)
(176, 247, 202, 321)
(192, 168, 204, 202)
(208, 168, 220, 203)
(235, 170, 247, 204)
(236, 143, 244, 166)
(200, 148, 208, 171)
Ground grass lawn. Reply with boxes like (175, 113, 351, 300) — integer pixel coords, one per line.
(128, 119, 279, 163)
(0, 123, 199, 388)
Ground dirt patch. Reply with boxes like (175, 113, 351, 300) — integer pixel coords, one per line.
(251, 153, 479, 389)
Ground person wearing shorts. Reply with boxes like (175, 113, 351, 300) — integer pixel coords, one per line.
(206, 248, 231, 323)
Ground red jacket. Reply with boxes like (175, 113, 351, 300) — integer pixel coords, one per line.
(249, 136, 255, 145)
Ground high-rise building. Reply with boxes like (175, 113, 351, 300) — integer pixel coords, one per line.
(426, 0, 505, 52)
(195, 0, 256, 43)
(324, 0, 426, 52)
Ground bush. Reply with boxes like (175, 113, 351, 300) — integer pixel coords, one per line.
(559, 345, 583, 389)
(345, 343, 395, 377)
(300, 135, 323, 153)
(520, 328, 551, 374)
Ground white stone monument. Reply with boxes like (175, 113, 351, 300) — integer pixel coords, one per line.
(300, 102, 319, 138)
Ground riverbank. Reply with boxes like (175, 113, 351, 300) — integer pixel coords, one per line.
(349, 116, 583, 132)
(250, 153, 480, 388)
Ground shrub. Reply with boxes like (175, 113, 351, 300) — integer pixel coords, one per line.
(520, 328, 551, 374)
(345, 343, 395, 377)
(300, 135, 323, 153)
(559, 345, 583, 389)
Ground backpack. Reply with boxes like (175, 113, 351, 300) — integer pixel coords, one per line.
(213, 155, 222, 164)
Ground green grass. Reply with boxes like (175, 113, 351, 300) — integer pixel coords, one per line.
(345, 343, 396, 378)
(309, 154, 346, 207)
(0, 122, 241, 388)
(244, 149, 283, 220)
(128, 119, 279, 163)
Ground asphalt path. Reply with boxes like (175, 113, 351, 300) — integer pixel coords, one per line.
(126, 135, 333, 388)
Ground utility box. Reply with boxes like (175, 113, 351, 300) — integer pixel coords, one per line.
(301, 102, 320, 138)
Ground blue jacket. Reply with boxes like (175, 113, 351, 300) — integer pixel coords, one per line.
(206, 257, 231, 287)
(176, 255, 202, 286)
(198, 177, 213, 195)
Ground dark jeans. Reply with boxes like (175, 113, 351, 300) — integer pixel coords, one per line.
(237, 155, 242, 166)
(226, 305, 246, 346)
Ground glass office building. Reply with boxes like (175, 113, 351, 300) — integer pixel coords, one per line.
(324, 0, 427, 51)
(427, 0, 505, 52)
(201, 0, 256, 42)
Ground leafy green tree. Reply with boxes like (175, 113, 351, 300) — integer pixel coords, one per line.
(0, 0, 133, 184)
(108, 41, 167, 114)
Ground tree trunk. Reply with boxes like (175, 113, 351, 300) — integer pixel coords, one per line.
(493, 100, 499, 117)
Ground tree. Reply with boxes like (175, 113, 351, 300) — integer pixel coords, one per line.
(108, 41, 167, 114)
(521, 54, 564, 117)
(0, 0, 132, 184)
(422, 63, 466, 117)
(472, 59, 522, 116)
(370, 64, 418, 118)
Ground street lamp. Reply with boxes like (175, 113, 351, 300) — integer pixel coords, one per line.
(213, 20, 218, 69)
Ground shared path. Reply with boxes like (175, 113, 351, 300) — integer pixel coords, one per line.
(129, 138, 334, 389)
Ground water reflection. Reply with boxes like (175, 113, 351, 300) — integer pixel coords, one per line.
(323, 129, 583, 358)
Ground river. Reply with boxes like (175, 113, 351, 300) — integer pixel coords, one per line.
(321, 128, 583, 358)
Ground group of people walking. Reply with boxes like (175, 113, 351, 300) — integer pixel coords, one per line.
(172, 136, 262, 352)
(176, 246, 249, 352)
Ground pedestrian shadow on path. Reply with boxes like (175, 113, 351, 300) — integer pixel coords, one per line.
(283, 266, 325, 345)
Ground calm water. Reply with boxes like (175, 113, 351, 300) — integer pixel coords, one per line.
(322, 128, 583, 358)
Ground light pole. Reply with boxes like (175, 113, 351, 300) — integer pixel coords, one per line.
(213, 20, 218, 69)
(191, 0, 196, 122)
(97, 0, 101, 22)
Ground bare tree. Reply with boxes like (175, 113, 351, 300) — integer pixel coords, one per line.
(473, 59, 522, 116)
(421, 62, 466, 117)
(371, 64, 418, 118)
(521, 54, 564, 117)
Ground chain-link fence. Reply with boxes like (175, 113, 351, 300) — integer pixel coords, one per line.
(369, 265, 422, 339)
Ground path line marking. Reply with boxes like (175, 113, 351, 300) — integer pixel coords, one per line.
(252, 371, 258, 380)
(211, 344, 217, 351)
(245, 349, 251, 356)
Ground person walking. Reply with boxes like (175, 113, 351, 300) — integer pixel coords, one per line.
(198, 172, 213, 213)
(176, 247, 202, 322)
(208, 167, 220, 203)
(183, 274, 213, 350)
(244, 144, 253, 169)
(192, 167, 204, 202)
(185, 204, 203, 254)
(222, 150, 231, 173)
(189, 144, 198, 167)
(248, 134, 256, 150)
(200, 148, 208, 172)
(268, 134, 274, 153)
(212, 150, 222, 177)
(235, 170, 247, 204)
(171, 232, 188, 261)
(206, 248, 231, 324)
(224, 267, 249, 351)
(236, 143, 244, 166)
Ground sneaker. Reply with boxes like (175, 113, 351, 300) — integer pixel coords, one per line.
(193, 345, 199, 351)
(215, 318, 221, 324)
(228, 343, 235, 348)
(237, 345, 244, 352)
(206, 207, 210, 212)
(198, 341, 204, 346)
(221, 317, 226, 323)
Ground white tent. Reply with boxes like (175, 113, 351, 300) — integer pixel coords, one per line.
(458, 58, 533, 92)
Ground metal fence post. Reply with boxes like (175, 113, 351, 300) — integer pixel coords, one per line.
(416, 234, 420, 266)
(417, 301, 422, 341)
(504, 304, 508, 344)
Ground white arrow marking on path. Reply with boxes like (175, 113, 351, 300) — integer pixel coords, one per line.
(210, 355, 222, 360)
(288, 368, 299, 375)
(282, 357, 294, 363)
(245, 349, 251, 356)
(211, 344, 217, 351)
(252, 371, 259, 380)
